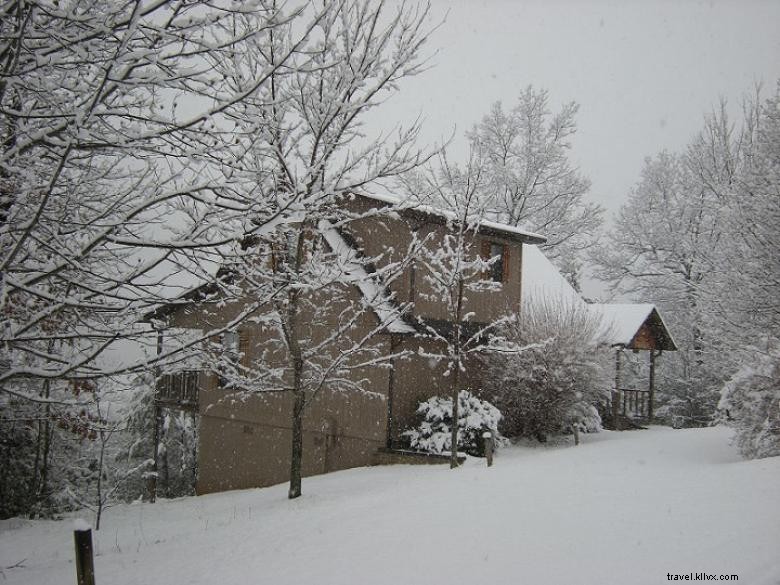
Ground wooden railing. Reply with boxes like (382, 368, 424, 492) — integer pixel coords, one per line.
(157, 371, 200, 411)
(619, 388, 650, 419)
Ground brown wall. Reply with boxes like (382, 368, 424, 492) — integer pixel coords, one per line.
(197, 387, 386, 494)
(165, 269, 394, 494)
(345, 199, 524, 324)
(166, 199, 529, 494)
(386, 336, 487, 443)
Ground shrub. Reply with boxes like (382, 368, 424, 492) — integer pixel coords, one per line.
(404, 390, 505, 456)
(481, 296, 610, 442)
(719, 341, 780, 459)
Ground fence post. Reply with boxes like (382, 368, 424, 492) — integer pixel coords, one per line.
(74, 527, 96, 585)
(482, 431, 494, 467)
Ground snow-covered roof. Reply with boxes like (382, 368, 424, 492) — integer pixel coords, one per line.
(319, 221, 416, 335)
(590, 304, 655, 346)
(520, 244, 587, 311)
(520, 245, 676, 351)
(590, 303, 677, 350)
(352, 191, 547, 244)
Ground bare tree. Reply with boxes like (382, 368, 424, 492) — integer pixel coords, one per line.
(716, 82, 780, 458)
(400, 151, 515, 468)
(0, 1, 319, 397)
(182, 0, 437, 499)
(467, 86, 603, 288)
(590, 90, 768, 427)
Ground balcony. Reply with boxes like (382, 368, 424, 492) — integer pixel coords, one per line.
(157, 370, 200, 412)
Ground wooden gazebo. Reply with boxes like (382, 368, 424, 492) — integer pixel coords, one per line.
(590, 304, 677, 429)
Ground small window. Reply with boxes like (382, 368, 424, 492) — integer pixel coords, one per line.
(223, 331, 240, 360)
(489, 243, 505, 282)
(270, 230, 299, 272)
(238, 329, 250, 368)
(482, 240, 509, 283)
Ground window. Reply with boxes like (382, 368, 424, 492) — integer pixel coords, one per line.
(270, 230, 299, 272)
(222, 329, 250, 367)
(481, 240, 509, 283)
(238, 329, 250, 368)
(218, 330, 249, 388)
(223, 331, 240, 361)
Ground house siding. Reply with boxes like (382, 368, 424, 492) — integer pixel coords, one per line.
(161, 198, 532, 494)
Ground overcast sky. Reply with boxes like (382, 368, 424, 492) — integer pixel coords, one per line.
(370, 0, 780, 217)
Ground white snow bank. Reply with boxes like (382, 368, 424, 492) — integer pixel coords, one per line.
(1, 427, 777, 585)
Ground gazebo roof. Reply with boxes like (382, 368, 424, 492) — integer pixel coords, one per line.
(590, 303, 677, 351)
(520, 244, 677, 352)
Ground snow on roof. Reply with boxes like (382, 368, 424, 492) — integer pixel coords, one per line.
(520, 245, 677, 349)
(319, 220, 416, 335)
(589, 303, 656, 347)
(352, 191, 547, 244)
(520, 244, 587, 311)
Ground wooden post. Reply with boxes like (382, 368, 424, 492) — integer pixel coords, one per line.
(483, 432, 494, 467)
(648, 350, 657, 423)
(74, 528, 96, 585)
(612, 348, 623, 431)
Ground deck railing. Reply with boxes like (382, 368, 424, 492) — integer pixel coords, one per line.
(157, 370, 200, 411)
(619, 388, 650, 419)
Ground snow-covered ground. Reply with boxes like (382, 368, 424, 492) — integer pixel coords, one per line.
(2, 426, 778, 585)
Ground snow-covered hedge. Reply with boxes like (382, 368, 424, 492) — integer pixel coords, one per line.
(403, 390, 506, 456)
(719, 343, 780, 459)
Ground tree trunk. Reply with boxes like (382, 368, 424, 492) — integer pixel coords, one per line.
(285, 228, 307, 500)
(148, 328, 164, 502)
(95, 432, 106, 531)
(449, 276, 465, 470)
(148, 398, 161, 503)
(648, 350, 657, 422)
(288, 382, 305, 499)
(613, 349, 622, 431)
(32, 379, 53, 514)
(160, 412, 170, 498)
(449, 358, 461, 469)
(386, 335, 399, 448)
(191, 412, 198, 492)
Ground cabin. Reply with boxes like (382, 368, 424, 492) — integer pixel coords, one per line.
(143, 193, 546, 495)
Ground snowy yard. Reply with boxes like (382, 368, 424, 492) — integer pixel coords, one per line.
(2, 426, 778, 585)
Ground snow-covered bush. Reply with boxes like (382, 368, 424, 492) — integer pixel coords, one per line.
(719, 341, 780, 459)
(404, 391, 505, 456)
(565, 402, 603, 434)
(481, 296, 610, 442)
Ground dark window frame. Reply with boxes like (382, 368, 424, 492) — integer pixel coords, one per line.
(481, 240, 510, 284)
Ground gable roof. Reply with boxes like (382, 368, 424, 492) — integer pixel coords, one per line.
(351, 192, 547, 245)
(144, 193, 546, 325)
(590, 303, 677, 351)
